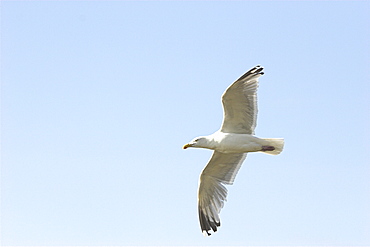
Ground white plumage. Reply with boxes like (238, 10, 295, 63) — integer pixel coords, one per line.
(183, 65, 284, 236)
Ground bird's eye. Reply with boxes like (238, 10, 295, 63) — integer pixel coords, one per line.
(194, 138, 200, 142)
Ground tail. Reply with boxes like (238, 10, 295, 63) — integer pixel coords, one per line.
(261, 138, 284, 155)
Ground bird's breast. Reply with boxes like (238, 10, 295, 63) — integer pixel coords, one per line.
(213, 133, 264, 153)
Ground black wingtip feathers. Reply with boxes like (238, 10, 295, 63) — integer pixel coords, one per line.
(236, 65, 264, 81)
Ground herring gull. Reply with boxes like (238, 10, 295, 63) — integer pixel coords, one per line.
(183, 65, 284, 236)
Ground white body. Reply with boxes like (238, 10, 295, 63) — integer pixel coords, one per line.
(211, 131, 283, 154)
(191, 131, 284, 155)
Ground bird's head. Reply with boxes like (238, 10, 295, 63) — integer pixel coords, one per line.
(183, 137, 208, 149)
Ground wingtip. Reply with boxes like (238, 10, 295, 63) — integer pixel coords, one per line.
(253, 65, 264, 74)
(199, 205, 221, 236)
(202, 230, 212, 236)
(235, 65, 264, 81)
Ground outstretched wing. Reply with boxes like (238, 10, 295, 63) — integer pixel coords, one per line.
(220, 65, 264, 135)
(198, 151, 247, 236)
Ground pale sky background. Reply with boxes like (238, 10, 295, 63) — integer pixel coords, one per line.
(1, 1, 369, 246)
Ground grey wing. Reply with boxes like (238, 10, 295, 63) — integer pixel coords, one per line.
(220, 65, 264, 134)
(198, 151, 247, 236)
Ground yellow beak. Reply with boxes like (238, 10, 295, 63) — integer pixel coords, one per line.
(183, 143, 191, 149)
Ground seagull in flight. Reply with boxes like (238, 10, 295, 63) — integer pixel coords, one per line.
(183, 65, 284, 236)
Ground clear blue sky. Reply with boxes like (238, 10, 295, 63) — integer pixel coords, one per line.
(1, 1, 369, 246)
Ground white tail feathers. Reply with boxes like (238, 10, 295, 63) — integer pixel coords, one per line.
(261, 138, 284, 155)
